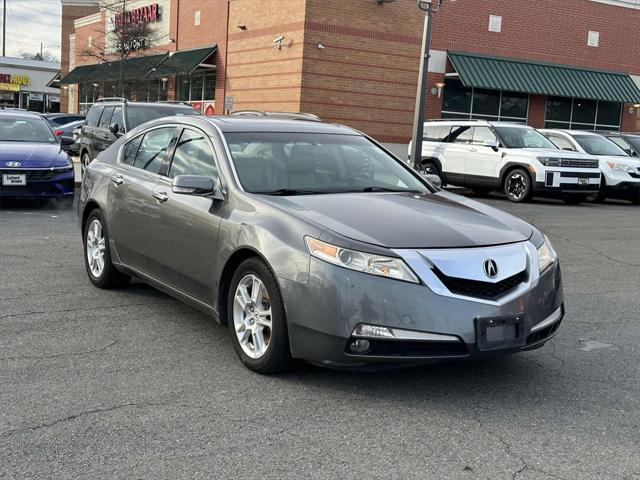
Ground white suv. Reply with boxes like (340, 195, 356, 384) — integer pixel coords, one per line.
(409, 120, 601, 203)
(540, 129, 640, 205)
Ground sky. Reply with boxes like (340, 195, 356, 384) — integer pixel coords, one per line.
(2, 0, 62, 61)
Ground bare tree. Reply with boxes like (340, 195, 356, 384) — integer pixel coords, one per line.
(78, 1, 163, 97)
(21, 51, 59, 63)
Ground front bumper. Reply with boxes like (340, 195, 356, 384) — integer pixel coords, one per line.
(0, 170, 75, 198)
(280, 256, 564, 368)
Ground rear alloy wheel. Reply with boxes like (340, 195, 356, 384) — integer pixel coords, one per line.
(81, 152, 91, 175)
(83, 210, 130, 289)
(228, 258, 292, 374)
(503, 169, 532, 203)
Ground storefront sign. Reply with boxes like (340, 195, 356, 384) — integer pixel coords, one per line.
(204, 102, 215, 115)
(113, 3, 159, 28)
(0, 82, 20, 92)
(28, 92, 44, 101)
(0, 73, 30, 86)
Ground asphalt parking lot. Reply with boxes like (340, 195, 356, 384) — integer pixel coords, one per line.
(1, 193, 638, 480)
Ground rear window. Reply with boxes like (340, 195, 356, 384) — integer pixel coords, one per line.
(126, 105, 200, 130)
(424, 125, 452, 142)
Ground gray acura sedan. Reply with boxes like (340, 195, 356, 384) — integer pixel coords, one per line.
(79, 116, 564, 373)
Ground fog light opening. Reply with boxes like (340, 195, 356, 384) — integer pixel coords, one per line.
(349, 339, 371, 354)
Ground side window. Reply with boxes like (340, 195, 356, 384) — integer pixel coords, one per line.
(472, 127, 498, 146)
(450, 126, 473, 144)
(169, 129, 218, 180)
(85, 106, 103, 127)
(133, 127, 176, 174)
(122, 135, 143, 165)
(547, 135, 575, 151)
(424, 125, 452, 142)
(98, 107, 114, 129)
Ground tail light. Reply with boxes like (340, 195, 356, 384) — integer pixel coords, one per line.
(54, 130, 64, 136)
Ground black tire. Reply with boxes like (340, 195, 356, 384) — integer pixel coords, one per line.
(628, 192, 640, 205)
(227, 257, 292, 374)
(503, 168, 532, 203)
(471, 187, 493, 197)
(562, 194, 589, 205)
(83, 209, 131, 289)
(589, 177, 607, 203)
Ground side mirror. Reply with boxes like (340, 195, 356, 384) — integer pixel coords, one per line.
(109, 123, 120, 135)
(172, 175, 219, 197)
(421, 173, 442, 188)
(484, 139, 499, 151)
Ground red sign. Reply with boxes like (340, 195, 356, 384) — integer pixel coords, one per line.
(114, 3, 159, 28)
(204, 103, 215, 115)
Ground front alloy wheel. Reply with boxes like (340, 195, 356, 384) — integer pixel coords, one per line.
(504, 169, 532, 203)
(228, 258, 292, 374)
(233, 274, 272, 359)
(81, 152, 91, 175)
(83, 210, 130, 289)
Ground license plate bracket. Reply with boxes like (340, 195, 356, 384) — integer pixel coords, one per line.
(578, 178, 589, 186)
(476, 315, 526, 351)
(2, 173, 26, 186)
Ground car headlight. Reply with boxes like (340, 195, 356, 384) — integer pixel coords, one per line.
(606, 161, 635, 174)
(305, 236, 419, 283)
(537, 156, 562, 167)
(538, 235, 558, 273)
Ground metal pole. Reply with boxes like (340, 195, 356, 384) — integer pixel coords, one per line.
(2, 0, 6, 57)
(409, 1, 435, 169)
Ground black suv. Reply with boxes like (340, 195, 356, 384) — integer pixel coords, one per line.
(78, 98, 200, 171)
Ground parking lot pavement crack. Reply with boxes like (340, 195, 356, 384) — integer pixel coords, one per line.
(544, 230, 640, 269)
(0, 302, 153, 320)
(0, 401, 206, 438)
(0, 340, 117, 362)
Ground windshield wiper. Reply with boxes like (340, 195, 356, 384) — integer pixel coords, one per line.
(359, 187, 422, 193)
(256, 188, 322, 196)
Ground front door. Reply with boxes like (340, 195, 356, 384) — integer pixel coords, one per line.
(107, 126, 177, 273)
(146, 127, 223, 304)
(465, 126, 503, 183)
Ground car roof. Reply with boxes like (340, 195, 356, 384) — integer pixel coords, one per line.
(201, 116, 359, 134)
(546, 129, 603, 136)
(424, 120, 531, 128)
(93, 100, 195, 108)
(0, 110, 47, 120)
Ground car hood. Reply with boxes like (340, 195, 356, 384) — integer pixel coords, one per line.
(262, 191, 533, 249)
(519, 148, 594, 158)
(0, 142, 69, 168)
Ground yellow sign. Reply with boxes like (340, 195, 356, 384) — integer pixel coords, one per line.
(0, 83, 20, 92)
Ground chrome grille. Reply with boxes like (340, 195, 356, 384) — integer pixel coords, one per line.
(0, 169, 58, 181)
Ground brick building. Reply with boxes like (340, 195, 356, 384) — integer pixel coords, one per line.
(61, 0, 640, 152)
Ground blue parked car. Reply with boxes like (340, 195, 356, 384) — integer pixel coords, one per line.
(0, 111, 74, 201)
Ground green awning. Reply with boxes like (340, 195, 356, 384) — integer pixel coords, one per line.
(146, 45, 217, 79)
(60, 63, 100, 84)
(96, 53, 169, 82)
(448, 51, 640, 103)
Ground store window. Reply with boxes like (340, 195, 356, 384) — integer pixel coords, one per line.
(175, 71, 216, 102)
(442, 78, 528, 122)
(544, 96, 621, 131)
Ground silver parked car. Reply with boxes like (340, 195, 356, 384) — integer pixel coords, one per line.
(79, 116, 564, 373)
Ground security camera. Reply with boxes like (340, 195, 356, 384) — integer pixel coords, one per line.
(273, 35, 284, 44)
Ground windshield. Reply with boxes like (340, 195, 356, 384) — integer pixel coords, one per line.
(625, 135, 640, 152)
(224, 132, 432, 195)
(573, 134, 629, 156)
(126, 105, 200, 129)
(493, 126, 557, 149)
(0, 116, 57, 143)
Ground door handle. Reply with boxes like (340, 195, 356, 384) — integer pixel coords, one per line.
(111, 174, 124, 186)
(152, 191, 169, 203)
(468, 147, 478, 152)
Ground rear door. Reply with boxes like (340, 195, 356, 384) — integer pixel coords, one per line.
(94, 106, 115, 154)
(465, 126, 503, 182)
(107, 126, 178, 274)
(81, 105, 103, 159)
(146, 127, 223, 304)
(441, 125, 472, 184)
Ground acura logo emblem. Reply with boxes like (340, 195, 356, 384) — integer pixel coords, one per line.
(6, 161, 21, 167)
(483, 259, 498, 278)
